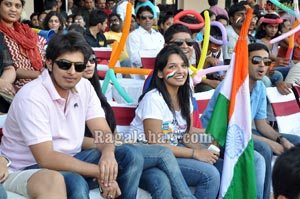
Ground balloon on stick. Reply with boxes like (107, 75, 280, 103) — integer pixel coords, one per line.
(197, 10, 210, 70)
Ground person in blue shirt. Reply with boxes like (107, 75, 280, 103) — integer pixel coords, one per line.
(201, 42, 300, 199)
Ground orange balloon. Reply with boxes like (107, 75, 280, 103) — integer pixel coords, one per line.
(109, 3, 132, 68)
(113, 67, 152, 75)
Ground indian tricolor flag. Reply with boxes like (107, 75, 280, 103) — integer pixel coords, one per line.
(206, 8, 256, 199)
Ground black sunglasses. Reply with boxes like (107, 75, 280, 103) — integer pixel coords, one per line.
(54, 59, 86, 72)
(251, 56, 272, 66)
(88, 55, 96, 65)
(169, 38, 195, 47)
(140, 15, 154, 20)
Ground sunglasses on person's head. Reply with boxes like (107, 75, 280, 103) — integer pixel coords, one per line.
(250, 56, 272, 66)
(54, 59, 86, 72)
(140, 15, 154, 20)
(169, 38, 195, 47)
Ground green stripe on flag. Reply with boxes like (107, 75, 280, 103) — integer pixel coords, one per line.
(224, 139, 257, 199)
(206, 94, 229, 146)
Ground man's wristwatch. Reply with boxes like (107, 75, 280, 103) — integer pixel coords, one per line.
(276, 135, 284, 144)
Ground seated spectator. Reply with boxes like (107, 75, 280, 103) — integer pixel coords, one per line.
(0, 31, 143, 199)
(43, 11, 65, 34)
(272, 146, 300, 199)
(130, 45, 222, 199)
(164, 24, 194, 67)
(104, 13, 131, 67)
(38, 11, 47, 29)
(216, 14, 229, 26)
(85, 10, 108, 47)
(30, 12, 40, 28)
(202, 43, 300, 199)
(0, 0, 44, 91)
(194, 23, 226, 92)
(65, 14, 74, 29)
(106, 0, 115, 13)
(135, 0, 158, 27)
(81, 52, 197, 198)
(255, 14, 288, 83)
(158, 14, 174, 35)
(73, 14, 86, 28)
(95, 0, 106, 10)
(129, 14, 137, 32)
(126, 6, 164, 70)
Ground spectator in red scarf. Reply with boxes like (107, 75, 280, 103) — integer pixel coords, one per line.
(0, 0, 44, 91)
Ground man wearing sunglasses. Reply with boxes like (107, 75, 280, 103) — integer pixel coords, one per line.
(126, 5, 164, 73)
(0, 32, 143, 199)
(202, 43, 300, 199)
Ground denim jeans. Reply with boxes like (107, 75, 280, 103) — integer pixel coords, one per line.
(254, 150, 266, 199)
(253, 129, 300, 199)
(25, 145, 143, 199)
(275, 66, 290, 79)
(0, 184, 7, 199)
(135, 144, 195, 199)
(175, 144, 220, 199)
(262, 71, 283, 87)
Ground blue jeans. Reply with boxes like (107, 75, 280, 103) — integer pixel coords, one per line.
(120, 58, 131, 68)
(254, 150, 266, 199)
(275, 66, 290, 79)
(25, 145, 143, 199)
(135, 144, 195, 199)
(175, 144, 220, 199)
(253, 130, 300, 199)
(0, 184, 7, 199)
(262, 71, 283, 87)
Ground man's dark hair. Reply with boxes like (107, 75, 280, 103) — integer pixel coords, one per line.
(136, 5, 154, 18)
(228, 3, 246, 18)
(46, 31, 92, 64)
(208, 0, 218, 7)
(180, 15, 202, 34)
(248, 42, 269, 55)
(164, 24, 192, 43)
(273, 146, 300, 199)
(108, 13, 122, 22)
(89, 10, 108, 26)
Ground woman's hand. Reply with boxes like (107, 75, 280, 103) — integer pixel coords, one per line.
(0, 79, 15, 96)
(192, 148, 219, 164)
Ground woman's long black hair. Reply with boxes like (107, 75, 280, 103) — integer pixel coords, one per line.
(255, 13, 282, 39)
(85, 55, 116, 136)
(139, 45, 192, 132)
